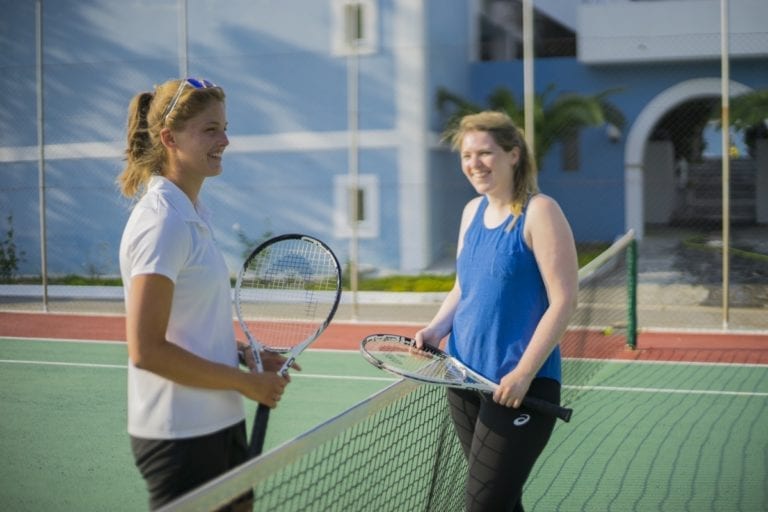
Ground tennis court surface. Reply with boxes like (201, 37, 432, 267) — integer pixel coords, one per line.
(1, 234, 766, 511)
(1, 331, 766, 511)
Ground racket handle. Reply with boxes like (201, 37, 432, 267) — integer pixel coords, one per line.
(248, 403, 271, 458)
(522, 396, 573, 423)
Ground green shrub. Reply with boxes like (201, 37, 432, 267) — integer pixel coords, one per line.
(0, 215, 24, 283)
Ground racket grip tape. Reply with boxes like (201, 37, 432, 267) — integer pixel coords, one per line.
(248, 404, 271, 458)
(522, 396, 573, 423)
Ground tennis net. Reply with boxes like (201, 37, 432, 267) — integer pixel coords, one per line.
(561, 229, 637, 406)
(159, 230, 637, 512)
(159, 380, 466, 511)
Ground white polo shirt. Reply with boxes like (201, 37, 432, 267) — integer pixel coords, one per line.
(119, 176, 244, 439)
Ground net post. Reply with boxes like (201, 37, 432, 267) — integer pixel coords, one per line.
(626, 236, 638, 349)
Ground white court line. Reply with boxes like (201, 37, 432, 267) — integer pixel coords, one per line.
(0, 337, 371, 354)
(564, 356, 768, 369)
(564, 384, 768, 398)
(3, 339, 767, 369)
(0, 359, 396, 382)
(0, 336, 126, 345)
(0, 359, 125, 369)
(1, 359, 766, 396)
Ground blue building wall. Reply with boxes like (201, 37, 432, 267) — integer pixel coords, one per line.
(425, 0, 475, 263)
(1, 0, 766, 276)
(0, 0, 408, 276)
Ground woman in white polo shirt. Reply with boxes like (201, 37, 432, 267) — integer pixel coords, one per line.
(118, 78, 292, 511)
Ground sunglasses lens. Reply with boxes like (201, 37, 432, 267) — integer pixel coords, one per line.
(163, 78, 217, 122)
(186, 78, 215, 89)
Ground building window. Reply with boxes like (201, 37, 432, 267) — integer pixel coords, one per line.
(346, 3, 364, 42)
(332, 0, 378, 56)
(334, 174, 380, 238)
(477, 0, 576, 61)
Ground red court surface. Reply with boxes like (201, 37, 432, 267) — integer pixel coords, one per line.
(1, 311, 766, 364)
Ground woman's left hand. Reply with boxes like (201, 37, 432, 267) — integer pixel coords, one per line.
(493, 370, 533, 409)
(236, 341, 302, 374)
(261, 350, 302, 374)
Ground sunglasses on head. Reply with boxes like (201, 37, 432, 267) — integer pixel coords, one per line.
(162, 78, 218, 123)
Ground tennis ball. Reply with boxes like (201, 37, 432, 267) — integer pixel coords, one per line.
(602, 326, 614, 336)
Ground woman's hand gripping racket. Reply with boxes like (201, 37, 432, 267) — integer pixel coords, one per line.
(235, 234, 342, 458)
(360, 334, 572, 422)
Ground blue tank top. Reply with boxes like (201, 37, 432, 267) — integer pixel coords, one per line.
(447, 196, 561, 383)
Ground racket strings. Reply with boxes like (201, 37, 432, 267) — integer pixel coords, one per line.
(364, 336, 468, 385)
(238, 240, 339, 349)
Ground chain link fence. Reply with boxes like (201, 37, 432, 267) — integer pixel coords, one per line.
(0, 0, 766, 331)
(474, 0, 767, 331)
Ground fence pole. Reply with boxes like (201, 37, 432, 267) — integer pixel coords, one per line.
(35, 0, 49, 312)
(347, 14, 360, 320)
(178, 0, 188, 77)
(627, 238, 638, 349)
(522, 0, 535, 156)
(720, 0, 731, 329)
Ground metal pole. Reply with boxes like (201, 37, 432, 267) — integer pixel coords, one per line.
(522, 0, 535, 157)
(627, 237, 638, 349)
(720, 0, 730, 329)
(179, 0, 188, 77)
(35, 0, 49, 312)
(347, 21, 360, 320)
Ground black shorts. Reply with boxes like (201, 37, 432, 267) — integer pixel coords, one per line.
(130, 420, 253, 511)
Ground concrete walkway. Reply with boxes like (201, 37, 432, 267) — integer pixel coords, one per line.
(635, 226, 767, 332)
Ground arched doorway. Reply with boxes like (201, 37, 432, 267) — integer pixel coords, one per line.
(623, 78, 753, 239)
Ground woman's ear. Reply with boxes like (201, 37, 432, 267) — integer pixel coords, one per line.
(509, 145, 521, 167)
(159, 127, 176, 149)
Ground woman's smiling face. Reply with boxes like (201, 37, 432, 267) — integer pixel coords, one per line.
(460, 130, 519, 198)
(172, 100, 229, 180)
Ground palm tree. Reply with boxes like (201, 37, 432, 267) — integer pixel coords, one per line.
(729, 89, 768, 130)
(436, 85, 626, 167)
(726, 89, 768, 157)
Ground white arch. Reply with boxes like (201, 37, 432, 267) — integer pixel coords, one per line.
(624, 78, 753, 239)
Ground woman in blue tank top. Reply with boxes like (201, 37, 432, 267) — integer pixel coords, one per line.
(415, 111, 578, 511)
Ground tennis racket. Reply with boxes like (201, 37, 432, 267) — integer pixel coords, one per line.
(235, 234, 342, 457)
(360, 333, 572, 422)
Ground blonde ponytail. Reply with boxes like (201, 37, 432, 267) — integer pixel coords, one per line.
(119, 92, 163, 198)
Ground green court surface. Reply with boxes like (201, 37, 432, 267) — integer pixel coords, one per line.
(1, 337, 767, 511)
(530, 360, 768, 511)
(0, 338, 395, 511)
